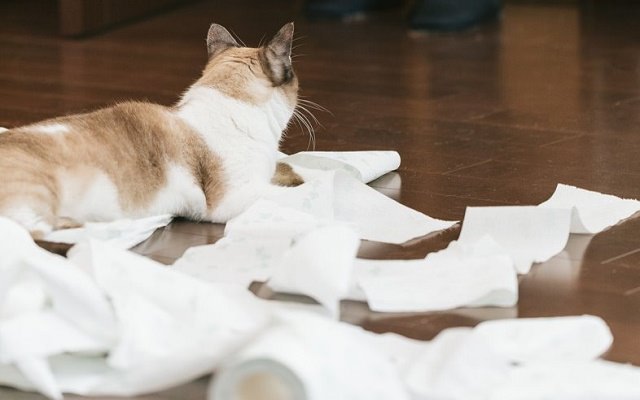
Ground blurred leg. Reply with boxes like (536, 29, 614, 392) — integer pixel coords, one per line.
(409, 0, 502, 31)
(304, 0, 403, 19)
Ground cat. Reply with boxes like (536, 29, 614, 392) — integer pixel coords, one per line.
(0, 23, 305, 238)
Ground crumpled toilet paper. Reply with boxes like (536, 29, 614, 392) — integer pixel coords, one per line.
(540, 183, 640, 234)
(0, 217, 270, 399)
(354, 235, 518, 312)
(175, 199, 360, 317)
(44, 214, 172, 249)
(173, 199, 329, 288)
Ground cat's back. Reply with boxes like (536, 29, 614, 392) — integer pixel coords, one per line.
(0, 101, 195, 164)
(0, 101, 221, 221)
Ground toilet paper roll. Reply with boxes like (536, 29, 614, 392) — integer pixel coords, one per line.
(210, 339, 308, 400)
(209, 311, 410, 400)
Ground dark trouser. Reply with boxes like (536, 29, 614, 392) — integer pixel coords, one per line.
(304, 0, 503, 31)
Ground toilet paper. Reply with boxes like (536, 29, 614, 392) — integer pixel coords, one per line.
(458, 206, 572, 274)
(281, 150, 401, 183)
(355, 236, 518, 312)
(540, 183, 640, 234)
(44, 214, 172, 249)
(209, 310, 411, 400)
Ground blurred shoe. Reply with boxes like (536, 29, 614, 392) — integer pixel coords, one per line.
(304, 0, 403, 19)
(409, 0, 502, 31)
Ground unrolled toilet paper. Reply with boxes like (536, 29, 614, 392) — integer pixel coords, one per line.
(267, 225, 360, 317)
(278, 151, 456, 244)
(355, 235, 518, 312)
(44, 214, 172, 249)
(458, 206, 572, 274)
(281, 150, 402, 183)
(540, 183, 640, 234)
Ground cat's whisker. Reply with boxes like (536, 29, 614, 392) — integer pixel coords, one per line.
(292, 110, 312, 144)
(291, 96, 332, 151)
(290, 111, 306, 135)
(294, 109, 313, 137)
(298, 98, 333, 116)
(293, 107, 316, 151)
(297, 104, 322, 128)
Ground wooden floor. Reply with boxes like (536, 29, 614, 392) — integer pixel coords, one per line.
(2, 0, 640, 398)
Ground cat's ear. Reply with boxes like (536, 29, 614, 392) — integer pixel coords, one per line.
(206, 23, 239, 58)
(261, 22, 295, 86)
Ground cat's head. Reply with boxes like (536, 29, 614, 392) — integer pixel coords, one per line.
(197, 23, 298, 114)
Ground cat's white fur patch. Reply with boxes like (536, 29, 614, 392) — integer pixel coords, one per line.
(148, 164, 207, 219)
(0, 127, 8, 133)
(4, 205, 52, 234)
(176, 87, 290, 221)
(57, 170, 123, 222)
(35, 123, 69, 135)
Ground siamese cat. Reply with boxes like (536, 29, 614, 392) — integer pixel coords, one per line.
(0, 23, 306, 238)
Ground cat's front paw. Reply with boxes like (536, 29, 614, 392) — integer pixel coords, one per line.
(271, 162, 304, 187)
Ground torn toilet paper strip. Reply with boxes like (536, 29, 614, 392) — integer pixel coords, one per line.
(490, 360, 640, 400)
(471, 314, 613, 363)
(173, 199, 328, 287)
(266, 165, 454, 244)
(458, 206, 572, 274)
(331, 171, 455, 244)
(404, 315, 619, 400)
(278, 151, 455, 244)
(281, 150, 401, 183)
(267, 225, 360, 317)
(44, 214, 172, 249)
(355, 235, 518, 312)
(540, 183, 640, 234)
